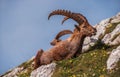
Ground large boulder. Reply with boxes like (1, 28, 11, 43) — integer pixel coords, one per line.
(82, 12, 120, 53)
(30, 63, 56, 77)
(102, 24, 120, 45)
(107, 46, 120, 71)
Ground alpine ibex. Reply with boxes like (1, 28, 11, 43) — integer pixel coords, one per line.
(34, 9, 97, 69)
(50, 30, 73, 46)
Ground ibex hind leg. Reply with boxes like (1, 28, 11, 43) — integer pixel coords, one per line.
(34, 49, 44, 69)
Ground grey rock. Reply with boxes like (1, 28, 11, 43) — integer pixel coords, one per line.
(3, 67, 23, 77)
(82, 18, 110, 52)
(111, 12, 120, 23)
(107, 46, 120, 70)
(111, 35, 120, 45)
(82, 12, 120, 52)
(30, 63, 56, 77)
(102, 24, 120, 45)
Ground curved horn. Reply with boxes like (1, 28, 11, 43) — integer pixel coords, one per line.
(48, 9, 87, 25)
(50, 30, 73, 46)
(55, 30, 73, 39)
(61, 16, 69, 24)
(74, 24, 80, 31)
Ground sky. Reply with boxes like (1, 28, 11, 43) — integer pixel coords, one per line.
(0, 0, 120, 75)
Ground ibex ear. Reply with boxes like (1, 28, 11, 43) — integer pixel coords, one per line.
(74, 24, 80, 31)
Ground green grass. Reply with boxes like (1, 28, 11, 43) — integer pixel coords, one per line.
(17, 59, 34, 77)
(88, 39, 110, 51)
(2, 41, 119, 77)
(52, 45, 120, 77)
(105, 22, 120, 34)
(99, 22, 120, 40)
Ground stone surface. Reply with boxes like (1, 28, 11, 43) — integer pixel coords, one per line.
(30, 63, 56, 77)
(102, 24, 120, 45)
(82, 12, 120, 52)
(111, 35, 120, 45)
(107, 46, 120, 70)
(2, 67, 23, 77)
(111, 12, 120, 23)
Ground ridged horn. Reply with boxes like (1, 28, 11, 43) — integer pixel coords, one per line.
(48, 9, 87, 25)
(55, 30, 73, 39)
(61, 16, 69, 24)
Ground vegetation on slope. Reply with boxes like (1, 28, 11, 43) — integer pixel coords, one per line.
(52, 42, 120, 77)
(105, 22, 120, 34)
(17, 58, 34, 77)
(99, 22, 120, 39)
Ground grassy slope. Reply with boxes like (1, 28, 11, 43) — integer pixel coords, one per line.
(52, 22, 120, 77)
(16, 44, 120, 77)
(52, 45, 120, 77)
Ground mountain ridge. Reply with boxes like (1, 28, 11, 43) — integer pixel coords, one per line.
(1, 12, 120, 77)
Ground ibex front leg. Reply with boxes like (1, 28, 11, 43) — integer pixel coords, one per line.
(65, 47, 78, 59)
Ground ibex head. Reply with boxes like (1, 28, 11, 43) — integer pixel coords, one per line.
(48, 9, 97, 37)
(51, 30, 73, 46)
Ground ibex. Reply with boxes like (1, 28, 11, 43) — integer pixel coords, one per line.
(50, 30, 73, 46)
(34, 9, 97, 69)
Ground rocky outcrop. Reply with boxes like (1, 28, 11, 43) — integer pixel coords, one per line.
(107, 46, 120, 71)
(82, 12, 120, 52)
(2, 67, 23, 77)
(102, 24, 120, 45)
(1, 57, 34, 77)
(30, 63, 56, 77)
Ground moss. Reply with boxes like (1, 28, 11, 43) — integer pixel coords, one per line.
(17, 65, 33, 77)
(98, 34, 105, 40)
(99, 22, 120, 40)
(52, 45, 120, 77)
(19, 59, 33, 69)
(105, 22, 120, 34)
(88, 39, 110, 51)
(18, 72, 30, 77)
(98, 22, 120, 40)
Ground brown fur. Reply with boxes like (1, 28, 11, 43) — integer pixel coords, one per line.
(34, 49, 43, 69)
(34, 9, 97, 69)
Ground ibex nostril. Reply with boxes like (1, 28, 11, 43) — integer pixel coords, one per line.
(94, 28, 97, 32)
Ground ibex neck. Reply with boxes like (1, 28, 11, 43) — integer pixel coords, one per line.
(68, 33, 86, 47)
